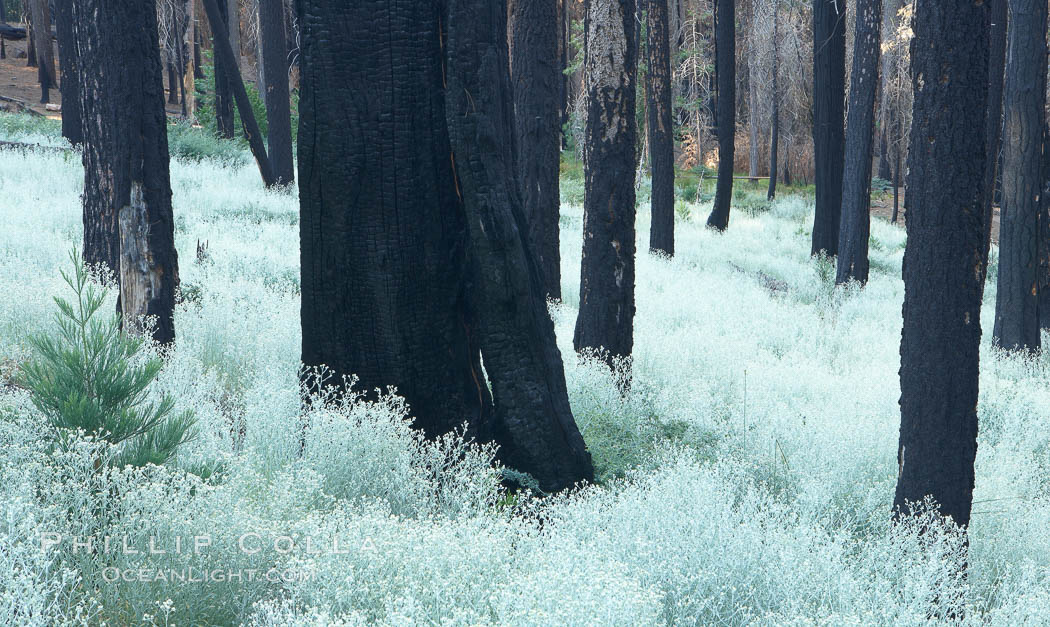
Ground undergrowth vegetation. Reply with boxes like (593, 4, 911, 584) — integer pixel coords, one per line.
(0, 115, 1046, 625)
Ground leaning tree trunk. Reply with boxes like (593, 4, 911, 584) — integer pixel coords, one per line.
(511, 0, 562, 298)
(28, 0, 54, 103)
(258, 0, 294, 184)
(646, 0, 675, 256)
(810, 0, 846, 257)
(201, 0, 275, 187)
(446, 0, 594, 489)
(298, 0, 592, 492)
(766, 0, 779, 201)
(74, 0, 180, 345)
(992, 0, 1046, 353)
(212, 0, 236, 139)
(979, 0, 1008, 287)
(53, 0, 82, 145)
(706, 0, 734, 231)
(893, 0, 989, 530)
(575, 0, 638, 364)
(835, 0, 881, 286)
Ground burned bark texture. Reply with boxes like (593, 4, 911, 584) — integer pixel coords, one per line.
(810, 0, 845, 257)
(259, 0, 294, 185)
(893, 0, 989, 529)
(298, 0, 592, 492)
(575, 0, 638, 362)
(646, 0, 675, 256)
(979, 0, 1008, 287)
(511, 0, 562, 298)
(993, 0, 1046, 353)
(446, 0, 594, 489)
(53, 0, 81, 145)
(75, 0, 180, 345)
(706, 0, 734, 231)
(835, 0, 881, 286)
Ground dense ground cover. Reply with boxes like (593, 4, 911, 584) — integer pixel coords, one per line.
(1, 117, 1049, 625)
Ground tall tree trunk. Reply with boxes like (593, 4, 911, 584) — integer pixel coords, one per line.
(25, 2, 36, 68)
(54, 0, 82, 145)
(201, 0, 275, 187)
(979, 0, 1008, 287)
(992, 0, 1046, 352)
(194, 29, 204, 79)
(835, 0, 881, 286)
(446, 0, 594, 489)
(1040, 122, 1050, 332)
(706, 0, 735, 231)
(298, 0, 592, 492)
(646, 0, 674, 256)
(181, 0, 196, 117)
(575, 0, 638, 364)
(73, 0, 180, 345)
(810, 0, 846, 257)
(876, 0, 901, 183)
(766, 0, 780, 201)
(747, 2, 760, 181)
(893, 0, 989, 530)
(511, 0, 562, 298)
(212, 0, 236, 139)
(28, 0, 54, 103)
(258, 0, 294, 184)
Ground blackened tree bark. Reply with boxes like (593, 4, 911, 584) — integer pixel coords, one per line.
(766, 0, 779, 202)
(646, 0, 674, 256)
(74, 0, 180, 344)
(28, 0, 54, 103)
(510, 0, 562, 298)
(810, 0, 846, 257)
(575, 0, 638, 362)
(53, 0, 82, 145)
(446, 0, 594, 489)
(992, 0, 1046, 352)
(835, 0, 881, 285)
(298, 0, 593, 491)
(201, 0, 276, 187)
(212, 0, 236, 139)
(979, 0, 1008, 286)
(258, 0, 294, 185)
(706, 0, 734, 231)
(893, 0, 989, 529)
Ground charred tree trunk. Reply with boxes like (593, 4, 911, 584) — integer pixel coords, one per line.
(766, 0, 780, 201)
(575, 0, 638, 363)
(212, 0, 236, 139)
(194, 29, 204, 79)
(835, 0, 881, 285)
(511, 0, 562, 298)
(992, 0, 1046, 352)
(28, 0, 54, 103)
(298, 0, 592, 491)
(979, 0, 1008, 287)
(54, 0, 81, 145)
(810, 0, 846, 257)
(646, 0, 674, 256)
(893, 0, 990, 530)
(201, 0, 275, 187)
(74, 0, 180, 345)
(706, 0, 734, 231)
(446, 0, 594, 489)
(258, 0, 294, 184)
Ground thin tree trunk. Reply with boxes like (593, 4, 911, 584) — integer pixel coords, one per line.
(258, 0, 294, 184)
(575, 0, 638, 364)
(767, 0, 780, 201)
(747, 1, 760, 182)
(212, 0, 236, 138)
(810, 0, 846, 256)
(706, 0, 734, 231)
(511, 0, 562, 298)
(228, 0, 240, 57)
(893, 0, 990, 530)
(835, 0, 881, 285)
(201, 0, 275, 187)
(647, 0, 674, 256)
(74, 0, 180, 345)
(992, 0, 1046, 352)
(979, 0, 1008, 287)
(54, 0, 82, 145)
(28, 0, 54, 103)
(181, 0, 196, 117)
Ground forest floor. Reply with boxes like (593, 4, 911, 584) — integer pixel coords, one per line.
(0, 116, 1045, 625)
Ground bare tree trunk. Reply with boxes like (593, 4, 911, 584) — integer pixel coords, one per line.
(258, 0, 294, 184)
(28, 0, 54, 103)
(811, 0, 846, 256)
(212, 0, 236, 138)
(706, 0, 735, 230)
(978, 0, 1008, 287)
(181, 0, 196, 117)
(54, 0, 82, 145)
(647, 0, 675, 256)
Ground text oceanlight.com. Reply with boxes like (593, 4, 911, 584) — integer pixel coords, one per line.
(100, 567, 314, 583)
